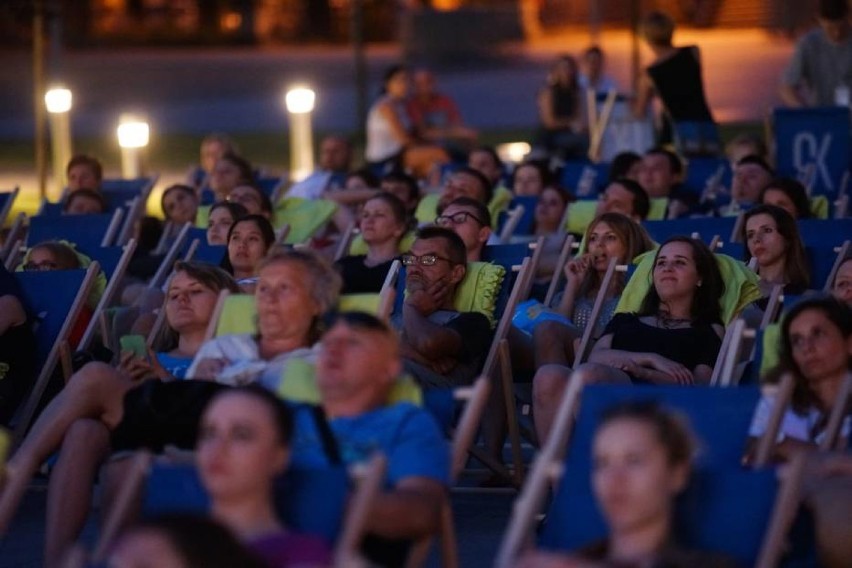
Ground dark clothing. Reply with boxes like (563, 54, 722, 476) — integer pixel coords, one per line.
(0, 265, 37, 425)
(647, 47, 714, 123)
(394, 310, 492, 388)
(605, 313, 722, 380)
(647, 46, 718, 153)
(335, 255, 397, 295)
(110, 380, 228, 452)
(550, 84, 580, 121)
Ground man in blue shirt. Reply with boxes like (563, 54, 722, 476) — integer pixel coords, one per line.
(290, 311, 449, 557)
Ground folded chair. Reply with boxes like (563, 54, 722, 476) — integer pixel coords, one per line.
(495, 377, 777, 568)
(11, 264, 101, 444)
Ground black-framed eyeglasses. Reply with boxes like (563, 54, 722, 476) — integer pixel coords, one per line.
(23, 261, 59, 272)
(400, 253, 455, 267)
(435, 211, 485, 227)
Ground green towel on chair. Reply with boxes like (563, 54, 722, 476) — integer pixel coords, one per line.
(349, 231, 416, 256)
(615, 251, 761, 325)
(810, 195, 829, 219)
(648, 198, 669, 220)
(195, 205, 211, 229)
(564, 200, 598, 235)
(414, 186, 513, 227)
(273, 197, 338, 244)
(278, 361, 423, 406)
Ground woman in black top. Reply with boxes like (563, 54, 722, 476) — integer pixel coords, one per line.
(633, 11, 718, 153)
(531, 237, 725, 443)
(335, 192, 407, 294)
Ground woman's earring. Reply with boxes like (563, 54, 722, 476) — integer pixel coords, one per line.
(697, 281, 703, 287)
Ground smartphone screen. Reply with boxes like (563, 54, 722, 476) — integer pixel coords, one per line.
(120, 334, 149, 360)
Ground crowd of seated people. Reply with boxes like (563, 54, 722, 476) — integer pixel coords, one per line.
(1, 4, 851, 565)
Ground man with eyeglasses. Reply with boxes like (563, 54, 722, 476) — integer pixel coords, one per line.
(435, 197, 492, 262)
(395, 227, 492, 388)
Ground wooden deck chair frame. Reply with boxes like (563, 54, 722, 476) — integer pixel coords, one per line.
(332, 453, 389, 568)
(0, 212, 25, 268)
(91, 451, 155, 563)
(498, 204, 525, 244)
(115, 196, 145, 246)
(753, 372, 852, 469)
(822, 240, 850, 292)
(730, 211, 746, 243)
(0, 186, 19, 227)
(544, 234, 576, 307)
(404, 376, 491, 568)
(101, 208, 126, 248)
(333, 220, 358, 262)
(753, 451, 809, 568)
(376, 260, 401, 322)
(79, 239, 138, 351)
(274, 223, 290, 247)
(572, 258, 626, 368)
(12, 263, 101, 446)
(587, 89, 618, 163)
(494, 370, 589, 568)
(203, 289, 232, 342)
(464, 257, 534, 484)
(149, 222, 192, 290)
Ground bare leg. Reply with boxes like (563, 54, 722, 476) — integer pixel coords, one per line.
(532, 364, 572, 446)
(44, 419, 111, 568)
(0, 362, 132, 533)
(532, 321, 579, 368)
(99, 455, 141, 543)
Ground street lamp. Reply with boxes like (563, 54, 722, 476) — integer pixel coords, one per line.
(45, 86, 73, 196)
(116, 114, 149, 179)
(284, 86, 316, 182)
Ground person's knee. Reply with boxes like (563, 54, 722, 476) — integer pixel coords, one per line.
(574, 362, 606, 384)
(533, 364, 570, 404)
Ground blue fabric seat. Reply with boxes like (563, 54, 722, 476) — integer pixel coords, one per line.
(496, 196, 538, 236)
(100, 178, 155, 213)
(642, 217, 736, 245)
(27, 213, 119, 253)
(539, 385, 766, 565)
(143, 463, 350, 543)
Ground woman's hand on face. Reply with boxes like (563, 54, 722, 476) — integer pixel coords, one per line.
(563, 254, 591, 289)
(647, 354, 694, 385)
(193, 357, 228, 381)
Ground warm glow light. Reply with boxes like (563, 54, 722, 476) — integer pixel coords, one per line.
(45, 88, 72, 114)
(117, 115, 150, 148)
(285, 87, 316, 114)
(497, 142, 531, 164)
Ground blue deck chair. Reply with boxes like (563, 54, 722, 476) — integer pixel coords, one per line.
(537, 385, 767, 565)
(559, 160, 609, 196)
(773, 107, 850, 197)
(0, 186, 19, 226)
(496, 196, 537, 236)
(180, 227, 226, 265)
(684, 156, 731, 194)
(255, 176, 283, 198)
(142, 462, 350, 544)
(642, 216, 736, 245)
(12, 265, 100, 442)
(27, 211, 123, 253)
(798, 219, 852, 248)
(100, 177, 156, 213)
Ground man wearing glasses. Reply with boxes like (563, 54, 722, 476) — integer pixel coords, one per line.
(435, 197, 492, 262)
(396, 227, 492, 388)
